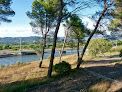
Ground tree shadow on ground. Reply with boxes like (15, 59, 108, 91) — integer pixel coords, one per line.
(86, 65, 122, 81)
(109, 55, 120, 58)
(0, 67, 122, 92)
(27, 68, 122, 92)
(83, 59, 111, 64)
(116, 88, 122, 92)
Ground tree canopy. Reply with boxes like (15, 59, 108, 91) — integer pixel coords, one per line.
(107, 0, 122, 39)
(68, 15, 90, 41)
(0, 0, 15, 23)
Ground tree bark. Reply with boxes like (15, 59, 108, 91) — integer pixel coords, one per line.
(39, 36, 46, 68)
(47, 0, 63, 78)
(76, 8, 108, 69)
(59, 30, 68, 63)
(77, 39, 80, 62)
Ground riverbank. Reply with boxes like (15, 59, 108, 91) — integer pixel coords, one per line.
(0, 51, 120, 83)
(0, 54, 17, 58)
(0, 48, 82, 57)
(0, 52, 121, 92)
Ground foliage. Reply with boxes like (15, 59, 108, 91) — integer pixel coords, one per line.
(0, 64, 4, 68)
(110, 46, 122, 52)
(16, 61, 20, 65)
(68, 15, 90, 41)
(107, 0, 122, 39)
(26, 0, 59, 36)
(119, 50, 122, 57)
(88, 38, 113, 56)
(54, 61, 71, 74)
(27, 0, 60, 68)
(0, 0, 15, 23)
(0, 45, 3, 50)
(12, 47, 19, 51)
(56, 43, 63, 48)
(2, 44, 11, 49)
(67, 39, 77, 49)
(117, 40, 122, 45)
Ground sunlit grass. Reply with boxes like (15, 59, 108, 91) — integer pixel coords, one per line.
(0, 51, 121, 92)
(0, 51, 120, 84)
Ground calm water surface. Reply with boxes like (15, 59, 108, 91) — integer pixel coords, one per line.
(0, 50, 82, 66)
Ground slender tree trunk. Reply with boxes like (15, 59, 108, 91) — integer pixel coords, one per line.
(39, 36, 46, 68)
(77, 39, 80, 62)
(59, 30, 68, 63)
(47, 0, 63, 78)
(76, 8, 108, 69)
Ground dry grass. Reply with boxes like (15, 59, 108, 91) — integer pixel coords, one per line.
(89, 80, 122, 92)
(0, 51, 120, 85)
(0, 51, 121, 92)
(0, 54, 80, 84)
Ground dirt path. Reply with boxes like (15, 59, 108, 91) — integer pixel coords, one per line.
(82, 57, 122, 81)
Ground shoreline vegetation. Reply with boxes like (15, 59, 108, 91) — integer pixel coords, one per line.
(0, 47, 81, 58)
(0, 54, 17, 58)
(0, 51, 121, 92)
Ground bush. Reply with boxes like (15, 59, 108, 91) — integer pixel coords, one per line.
(110, 46, 122, 52)
(12, 47, 19, 51)
(0, 45, 3, 50)
(16, 61, 20, 65)
(0, 64, 4, 68)
(54, 61, 71, 74)
(117, 40, 122, 45)
(119, 50, 122, 57)
(88, 38, 113, 56)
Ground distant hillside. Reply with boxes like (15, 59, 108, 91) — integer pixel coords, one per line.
(0, 36, 40, 45)
(0, 36, 65, 45)
(0, 35, 102, 45)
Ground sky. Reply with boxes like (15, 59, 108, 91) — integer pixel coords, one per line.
(0, 0, 97, 37)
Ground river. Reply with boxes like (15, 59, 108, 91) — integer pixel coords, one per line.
(0, 50, 82, 66)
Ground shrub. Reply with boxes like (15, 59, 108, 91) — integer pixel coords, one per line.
(16, 61, 20, 65)
(119, 50, 122, 57)
(54, 61, 71, 74)
(0, 64, 4, 68)
(88, 38, 113, 56)
(12, 47, 19, 51)
(110, 46, 122, 52)
(0, 45, 3, 50)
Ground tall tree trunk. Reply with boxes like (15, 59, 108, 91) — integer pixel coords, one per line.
(39, 36, 46, 68)
(59, 30, 68, 63)
(77, 39, 80, 62)
(47, 0, 63, 78)
(76, 8, 108, 69)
